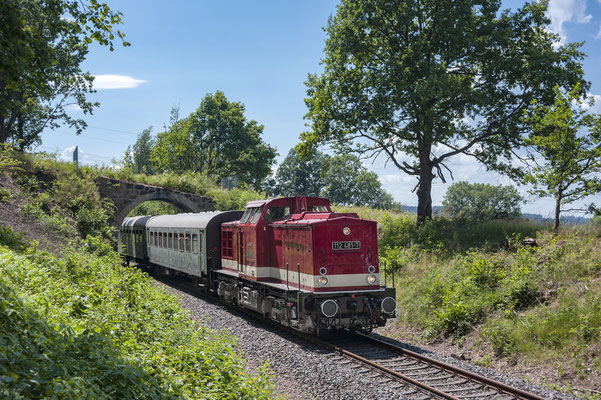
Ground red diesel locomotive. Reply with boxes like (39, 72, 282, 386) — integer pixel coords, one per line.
(119, 196, 396, 334)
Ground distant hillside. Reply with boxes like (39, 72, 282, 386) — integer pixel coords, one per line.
(402, 205, 590, 224)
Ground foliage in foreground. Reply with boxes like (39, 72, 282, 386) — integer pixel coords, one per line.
(0, 235, 272, 399)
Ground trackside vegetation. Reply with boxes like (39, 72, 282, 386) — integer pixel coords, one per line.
(369, 210, 601, 396)
(0, 148, 273, 399)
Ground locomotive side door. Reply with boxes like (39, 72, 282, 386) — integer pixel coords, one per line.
(237, 229, 245, 273)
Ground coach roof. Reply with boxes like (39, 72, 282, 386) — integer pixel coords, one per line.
(122, 215, 155, 228)
(146, 211, 242, 229)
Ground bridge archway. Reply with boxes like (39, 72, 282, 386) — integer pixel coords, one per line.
(96, 176, 215, 226)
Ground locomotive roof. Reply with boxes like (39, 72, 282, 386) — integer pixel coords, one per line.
(245, 196, 331, 208)
(145, 211, 243, 229)
(122, 215, 155, 228)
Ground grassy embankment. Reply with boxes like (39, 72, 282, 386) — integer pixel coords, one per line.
(0, 148, 272, 399)
(336, 205, 601, 397)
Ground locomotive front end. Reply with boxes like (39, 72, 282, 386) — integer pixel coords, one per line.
(299, 215, 396, 333)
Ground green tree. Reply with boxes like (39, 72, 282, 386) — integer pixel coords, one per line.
(321, 154, 400, 209)
(442, 181, 523, 221)
(151, 92, 278, 189)
(273, 148, 328, 197)
(522, 85, 601, 233)
(0, 0, 129, 149)
(124, 127, 155, 174)
(300, 0, 586, 224)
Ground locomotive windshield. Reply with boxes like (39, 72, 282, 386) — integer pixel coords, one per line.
(240, 208, 252, 223)
(241, 206, 264, 224)
(249, 206, 263, 223)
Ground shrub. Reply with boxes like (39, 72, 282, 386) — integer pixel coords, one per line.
(0, 244, 272, 399)
(0, 188, 12, 204)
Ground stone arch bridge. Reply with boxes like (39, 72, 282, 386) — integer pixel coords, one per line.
(96, 176, 215, 226)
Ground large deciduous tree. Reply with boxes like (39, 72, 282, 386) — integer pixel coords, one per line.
(321, 154, 399, 209)
(273, 148, 329, 197)
(522, 85, 601, 233)
(300, 0, 587, 223)
(0, 0, 129, 149)
(151, 92, 278, 189)
(271, 148, 399, 209)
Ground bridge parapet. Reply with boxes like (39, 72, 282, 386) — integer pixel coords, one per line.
(96, 176, 215, 226)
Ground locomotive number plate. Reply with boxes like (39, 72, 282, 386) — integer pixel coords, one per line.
(332, 241, 360, 250)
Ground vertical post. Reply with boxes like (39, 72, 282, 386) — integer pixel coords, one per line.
(73, 146, 79, 169)
(297, 263, 301, 291)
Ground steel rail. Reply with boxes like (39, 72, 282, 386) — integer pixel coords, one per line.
(351, 332, 546, 400)
(306, 334, 459, 400)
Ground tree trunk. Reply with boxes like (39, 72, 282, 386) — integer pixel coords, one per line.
(553, 193, 561, 235)
(416, 168, 435, 224)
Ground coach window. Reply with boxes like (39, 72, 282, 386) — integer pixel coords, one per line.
(168, 233, 173, 249)
(185, 233, 191, 253)
(177, 233, 183, 251)
(192, 234, 199, 254)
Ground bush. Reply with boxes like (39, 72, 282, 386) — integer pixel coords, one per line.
(0, 188, 12, 204)
(0, 244, 272, 399)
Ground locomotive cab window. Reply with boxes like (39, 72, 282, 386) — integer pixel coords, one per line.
(240, 208, 252, 223)
(308, 205, 328, 212)
(249, 206, 263, 224)
(264, 206, 291, 222)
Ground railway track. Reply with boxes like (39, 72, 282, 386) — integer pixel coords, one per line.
(319, 332, 546, 400)
(157, 273, 547, 400)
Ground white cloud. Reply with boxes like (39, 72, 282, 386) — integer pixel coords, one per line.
(581, 93, 601, 111)
(66, 104, 83, 112)
(547, 0, 592, 43)
(92, 74, 147, 90)
(59, 146, 88, 162)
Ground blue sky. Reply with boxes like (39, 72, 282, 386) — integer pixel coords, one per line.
(39, 0, 601, 216)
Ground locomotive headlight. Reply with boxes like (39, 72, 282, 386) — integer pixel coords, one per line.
(318, 276, 329, 287)
(367, 274, 378, 284)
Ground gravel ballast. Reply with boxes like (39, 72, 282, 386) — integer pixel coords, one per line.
(162, 282, 578, 400)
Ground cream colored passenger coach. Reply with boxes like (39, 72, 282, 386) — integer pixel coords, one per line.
(146, 211, 243, 277)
